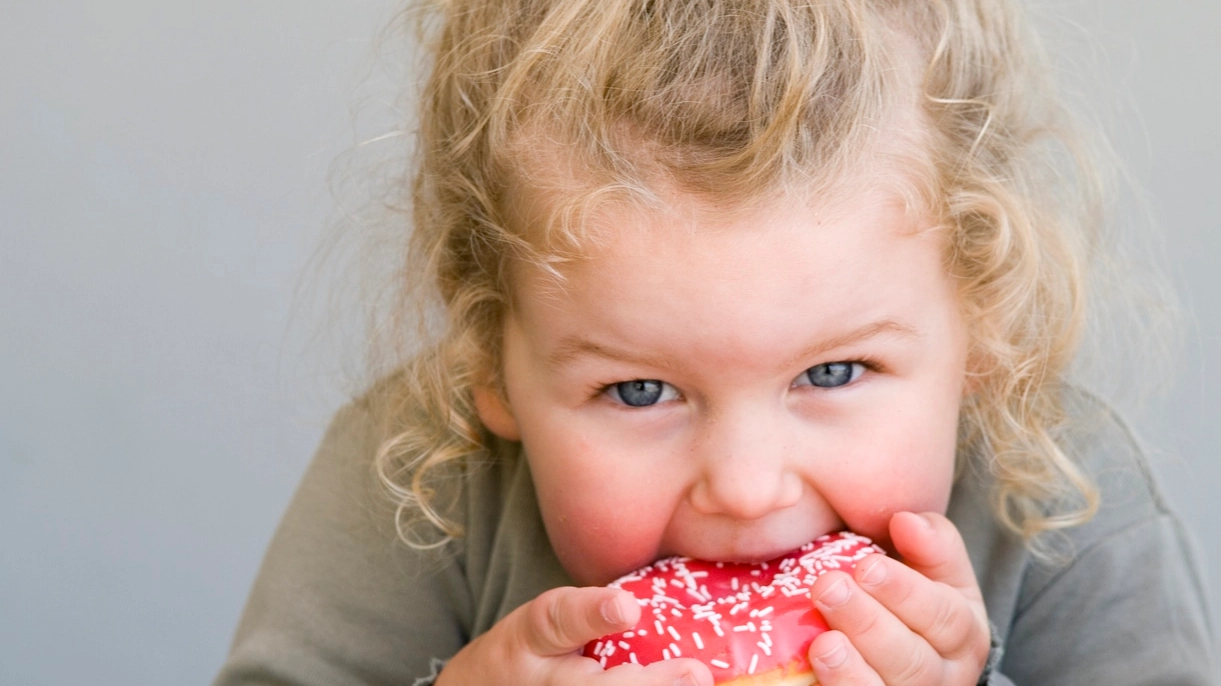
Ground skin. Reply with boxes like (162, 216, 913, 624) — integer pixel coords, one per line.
(438, 183, 991, 685)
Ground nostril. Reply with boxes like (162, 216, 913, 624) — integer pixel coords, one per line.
(690, 468, 802, 520)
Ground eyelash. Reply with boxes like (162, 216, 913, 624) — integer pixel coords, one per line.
(817, 356, 883, 380)
(591, 357, 883, 404)
(793, 359, 873, 389)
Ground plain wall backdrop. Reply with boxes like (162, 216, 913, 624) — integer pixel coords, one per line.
(1, 1, 1217, 684)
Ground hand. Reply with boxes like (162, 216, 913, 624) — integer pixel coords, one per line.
(435, 585, 713, 686)
(807, 512, 991, 685)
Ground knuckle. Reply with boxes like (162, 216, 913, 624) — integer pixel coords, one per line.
(885, 569, 919, 606)
(927, 595, 963, 641)
(936, 605, 989, 663)
(968, 613, 992, 664)
(529, 588, 575, 651)
(892, 643, 937, 685)
(850, 603, 885, 640)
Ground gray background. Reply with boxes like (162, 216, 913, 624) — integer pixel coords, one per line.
(1, 1, 1217, 684)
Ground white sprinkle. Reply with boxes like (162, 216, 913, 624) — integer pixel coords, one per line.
(671, 608, 682, 618)
(714, 624, 725, 637)
(624, 631, 635, 638)
(692, 632, 704, 650)
(731, 578, 739, 591)
(600, 656, 608, 668)
(619, 641, 631, 650)
(630, 653, 639, 664)
(757, 606, 774, 617)
(667, 626, 681, 641)
(711, 659, 731, 669)
(638, 629, 647, 636)
(669, 642, 682, 657)
(757, 641, 772, 656)
(663, 649, 672, 660)
(655, 620, 664, 635)
(733, 624, 752, 633)
(749, 654, 759, 674)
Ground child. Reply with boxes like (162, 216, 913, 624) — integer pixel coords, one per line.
(215, 0, 1217, 684)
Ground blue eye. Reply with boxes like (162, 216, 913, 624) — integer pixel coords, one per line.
(607, 380, 676, 407)
(800, 362, 864, 388)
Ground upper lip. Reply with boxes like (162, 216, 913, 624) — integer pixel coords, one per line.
(671, 536, 816, 564)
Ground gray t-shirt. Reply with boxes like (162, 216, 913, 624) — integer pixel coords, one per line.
(213, 392, 1218, 685)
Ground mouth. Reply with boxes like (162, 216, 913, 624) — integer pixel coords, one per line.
(658, 507, 848, 568)
(667, 532, 824, 566)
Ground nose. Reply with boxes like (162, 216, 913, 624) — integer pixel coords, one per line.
(687, 407, 804, 520)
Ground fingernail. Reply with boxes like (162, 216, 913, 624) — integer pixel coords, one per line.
(817, 578, 850, 609)
(857, 557, 886, 587)
(601, 595, 624, 625)
(814, 639, 848, 670)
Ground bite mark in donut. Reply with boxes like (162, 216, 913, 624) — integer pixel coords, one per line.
(583, 532, 884, 685)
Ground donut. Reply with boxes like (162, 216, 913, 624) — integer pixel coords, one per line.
(582, 532, 884, 685)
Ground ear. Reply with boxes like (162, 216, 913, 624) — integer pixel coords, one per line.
(472, 385, 521, 441)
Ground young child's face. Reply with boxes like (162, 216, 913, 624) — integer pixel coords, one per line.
(476, 182, 970, 586)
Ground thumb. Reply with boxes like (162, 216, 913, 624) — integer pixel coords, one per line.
(512, 586, 641, 657)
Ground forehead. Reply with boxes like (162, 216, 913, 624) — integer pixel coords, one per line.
(499, 106, 939, 270)
(512, 179, 943, 316)
(503, 162, 941, 295)
(502, 178, 960, 395)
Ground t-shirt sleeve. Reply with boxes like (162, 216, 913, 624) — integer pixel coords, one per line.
(997, 512, 1217, 684)
(212, 399, 474, 686)
(990, 397, 1219, 684)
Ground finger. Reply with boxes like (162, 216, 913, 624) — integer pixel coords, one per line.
(808, 630, 884, 686)
(853, 554, 989, 660)
(812, 571, 942, 684)
(603, 658, 714, 686)
(515, 586, 641, 657)
(889, 512, 982, 599)
(546, 653, 714, 686)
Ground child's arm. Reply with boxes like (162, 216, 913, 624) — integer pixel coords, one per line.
(213, 400, 473, 686)
(808, 512, 992, 685)
(997, 512, 1218, 685)
(436, 585, 714, 686)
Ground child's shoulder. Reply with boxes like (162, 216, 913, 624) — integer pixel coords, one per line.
(954, 385, 1169, 557)
(1057, 385, 1171, 531)
(998, 387, 1218, 682)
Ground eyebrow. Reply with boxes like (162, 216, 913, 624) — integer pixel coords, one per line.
(779, 318, 922, 369)
(547, 318, 922, 371)
(547, 337, 687, 371)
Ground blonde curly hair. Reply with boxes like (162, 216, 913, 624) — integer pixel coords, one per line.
(369, 0, 1106, 551)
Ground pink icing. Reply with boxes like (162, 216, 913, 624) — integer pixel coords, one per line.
(583, 532, 884, 683)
